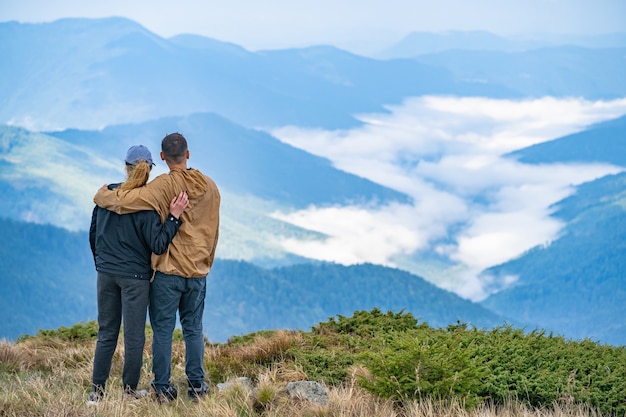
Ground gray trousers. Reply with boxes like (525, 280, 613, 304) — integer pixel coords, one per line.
(92, 272, 150, 391)
(149, 271, 206, 391)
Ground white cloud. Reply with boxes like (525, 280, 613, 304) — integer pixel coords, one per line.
(270, 96, 626, 301)
(272, 204, 425, 265)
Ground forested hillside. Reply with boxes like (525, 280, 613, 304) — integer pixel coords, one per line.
(0, 217, 506, 342)
(481, 172, 626, 345)
(0, 217, 96, 339)
(508, 114, 626, 165)
(205, 261, 506, 342)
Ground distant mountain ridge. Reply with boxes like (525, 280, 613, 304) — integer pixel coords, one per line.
(378, 31, 542, 58)
(2, 18, 620, 134)
(412, 46, 626, 100)
(378, 30, 626, 58)
(0, 17, 512, 131)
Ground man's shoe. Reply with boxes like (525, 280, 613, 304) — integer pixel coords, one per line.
(188, 381, 210, 402)
(124, 388, 149, 401)
(153, 384, 178, 404)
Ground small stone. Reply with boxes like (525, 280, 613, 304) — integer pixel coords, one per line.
(286, 381, 329, 406)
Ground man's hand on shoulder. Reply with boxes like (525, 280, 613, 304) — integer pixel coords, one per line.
(93, 184, 110, 204)
(93, 183, 122, 211)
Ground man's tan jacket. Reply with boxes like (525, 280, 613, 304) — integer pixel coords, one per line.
(94, 168, 220, 278)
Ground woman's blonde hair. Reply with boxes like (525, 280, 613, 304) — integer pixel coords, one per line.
(120, 160, 152, 190)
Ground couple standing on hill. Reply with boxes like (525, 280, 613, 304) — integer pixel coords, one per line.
(88, 132, 221, 404)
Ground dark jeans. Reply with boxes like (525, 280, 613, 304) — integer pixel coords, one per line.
(92, 272, 150, 391)
(149, 271, 207, 390)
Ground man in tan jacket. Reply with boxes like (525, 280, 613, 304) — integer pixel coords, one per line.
(94, 132, 220, 403)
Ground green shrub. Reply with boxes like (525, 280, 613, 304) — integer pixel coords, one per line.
(295, 310, 626, 415)
(358, 324, 486, 407)
(472, 327, 626, 415)
(17, 321, 99, 342)
(313, 308, 421, 338)
(12, 310, 626, 416)
(350, 316, 626, 416)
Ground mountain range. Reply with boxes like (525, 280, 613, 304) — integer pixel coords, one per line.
(412, 46, 626, 100)
(7, 19, 624, 133)
(377, 30, 626, 58)
(1, 17, 625, 345)
(0, 17, 508, 132)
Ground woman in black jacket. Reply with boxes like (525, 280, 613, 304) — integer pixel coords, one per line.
(88, 145, 188, 403)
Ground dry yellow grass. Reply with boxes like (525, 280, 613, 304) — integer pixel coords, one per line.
(0, 336, 607, 417)
(209, 329, 302, 363)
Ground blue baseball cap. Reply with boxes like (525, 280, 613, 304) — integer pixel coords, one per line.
(125, 145, 155, 166)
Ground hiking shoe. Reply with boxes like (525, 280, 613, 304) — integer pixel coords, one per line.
(187, 381, 210, 402)
(153, 384, 178, 404)
(87, 391, 102, 406)
(123, 388, 149, 401)
(87, 384, 105, 405)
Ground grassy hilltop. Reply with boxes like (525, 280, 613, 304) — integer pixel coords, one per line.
(1, 309, 625, 417)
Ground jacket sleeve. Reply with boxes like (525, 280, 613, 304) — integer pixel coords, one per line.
(93, 175, 170, 216)
(143, 211, 183, 255)
(89, 206, 98, 264)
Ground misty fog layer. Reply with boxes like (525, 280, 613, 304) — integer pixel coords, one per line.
(271, 95, 626, 300)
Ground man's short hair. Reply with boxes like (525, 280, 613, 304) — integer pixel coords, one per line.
(162, 132, 188, 164)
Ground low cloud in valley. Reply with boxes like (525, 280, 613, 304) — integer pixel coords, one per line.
(271, 96, 626, 300)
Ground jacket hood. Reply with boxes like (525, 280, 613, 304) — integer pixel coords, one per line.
(171, 168, 210, 199)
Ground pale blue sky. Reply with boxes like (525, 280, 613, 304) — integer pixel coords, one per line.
(1, 0, 625, 52)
